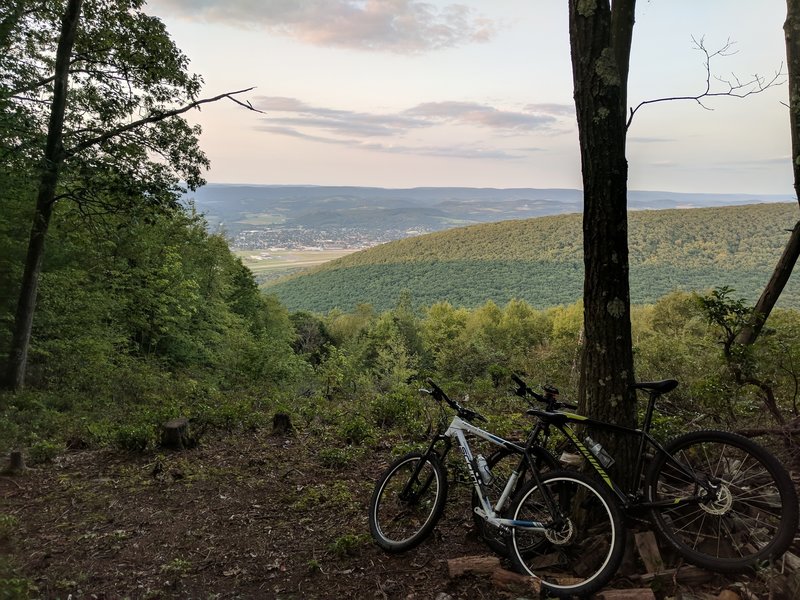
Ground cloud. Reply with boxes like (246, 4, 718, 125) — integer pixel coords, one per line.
(257, 96, 427, 137)
(628, 136, 677, 144)
(647, 156, 791, 172)
(258, 124, 523, 159)
(705, 156, 792, 171)
(524, 103, 575, 117)
(255, 95, 568, 138)
(252, 95, 571, 159)
(150, 0, 496, 53)
(405, 101, 558, 131)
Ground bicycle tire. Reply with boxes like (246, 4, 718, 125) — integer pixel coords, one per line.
(471, 445, 559, 555)
(506, 469, 626, 597)
(369, 451, 448, 552)
(645, 429, 799, 571)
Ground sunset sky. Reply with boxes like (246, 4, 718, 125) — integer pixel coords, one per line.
(147, 0, 791, 195)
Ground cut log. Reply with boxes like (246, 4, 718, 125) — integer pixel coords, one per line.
(272, 413, 293, 435)
(489, 568, 542, 595)
(634, 530, 664, 573)
(446, 555, 500, 577)
(639, 565, 714, 586)
(783, 552, 800, 598)
(596, 590, 656, 600)
(161, 417, 190, 450)
(445, 556, 540, 595)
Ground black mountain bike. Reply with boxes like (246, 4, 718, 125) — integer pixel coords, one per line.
(485, 374, 799, 575)
(368, 380, 625, 598)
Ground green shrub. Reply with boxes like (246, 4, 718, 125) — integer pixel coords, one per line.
(327, 533, 369, 557)
(318, 446, 364, 468)
(337, 415, 374, 446)
(0, 514, 18, 539)
(113, 423, 154, 453)
(27, 439, 61, 464)
(0, 577, 36, 600)
(371, 389, 414, 429)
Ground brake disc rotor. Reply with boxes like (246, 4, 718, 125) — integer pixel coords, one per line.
(545, 518, 574, 545)
(700, 484, 733, 515)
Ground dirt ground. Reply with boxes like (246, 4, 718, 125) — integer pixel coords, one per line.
(0, 429, 794, 599)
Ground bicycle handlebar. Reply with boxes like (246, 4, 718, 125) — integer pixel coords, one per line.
(511, 373, 578, 411)
(421, 378, 487, 423)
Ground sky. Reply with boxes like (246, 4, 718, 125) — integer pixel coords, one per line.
(146, 0, 792, 195)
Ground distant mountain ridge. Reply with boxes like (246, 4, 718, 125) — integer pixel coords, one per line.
(188, 184, 794, 242)
(264, 203, 800, 313)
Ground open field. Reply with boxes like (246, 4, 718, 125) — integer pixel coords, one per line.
(236, 248, 360, 284)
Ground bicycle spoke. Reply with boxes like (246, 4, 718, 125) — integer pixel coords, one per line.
(649, 431, 797, 570)
(509, 472, 623, 597)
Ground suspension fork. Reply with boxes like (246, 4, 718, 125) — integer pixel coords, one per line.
(521, 424, 566, 527)
(399, 435, 451, 501)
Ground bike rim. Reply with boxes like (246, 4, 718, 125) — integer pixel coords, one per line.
(373, 457, 441, 545)
(512, 475, 618, 591)
(653, 439, 785, 562)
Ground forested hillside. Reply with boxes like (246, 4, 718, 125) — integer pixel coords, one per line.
(267, 203, 800, 312)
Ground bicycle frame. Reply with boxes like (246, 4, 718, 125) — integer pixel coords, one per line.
(531, 409, 714, 510)
(416, 414, 561, 533)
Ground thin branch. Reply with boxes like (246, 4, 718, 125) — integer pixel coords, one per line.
(626, 36, 785, 130)
(64, 87, 262, 158)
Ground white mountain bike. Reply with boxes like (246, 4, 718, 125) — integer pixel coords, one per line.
(368, 379, 625, 598)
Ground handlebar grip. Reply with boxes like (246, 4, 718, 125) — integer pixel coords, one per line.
(561, 402, 578, 410)
(511, 373, 528, 397)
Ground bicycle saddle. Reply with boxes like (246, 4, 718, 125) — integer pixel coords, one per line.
(631, 379, 678, 394)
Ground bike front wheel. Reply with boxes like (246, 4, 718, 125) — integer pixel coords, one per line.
(368, 451, 448, 552)
(646, 429, 799, 571)
(506, 470, 625, 598)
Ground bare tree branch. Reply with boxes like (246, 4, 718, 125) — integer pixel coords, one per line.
(626, 36, 784, 130)
(64, 87, 263, 158)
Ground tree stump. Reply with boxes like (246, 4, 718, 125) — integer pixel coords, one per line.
(3, 451, 26, 475)
(161, 417, 190, 450)
(272, 413, 292, 435)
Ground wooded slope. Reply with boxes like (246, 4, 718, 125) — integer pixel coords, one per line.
(266, 203, 800, 312)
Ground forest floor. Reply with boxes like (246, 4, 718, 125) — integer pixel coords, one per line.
(0, 427, 796, 599)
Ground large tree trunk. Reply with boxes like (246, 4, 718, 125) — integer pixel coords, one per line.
(4, 0, 83, 391)
(569, 0, 638, 484)
(737, 0, 800, 346)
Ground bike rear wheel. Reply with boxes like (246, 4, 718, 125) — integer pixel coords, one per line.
(506, 470, 625, 598)
(369, 451, 448, 552)
(645, 429, 799, 571)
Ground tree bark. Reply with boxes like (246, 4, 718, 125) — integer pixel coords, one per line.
(569, 0, 638, 485)
(738, 0, 800, 346)
(3, 0, 83, 391)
